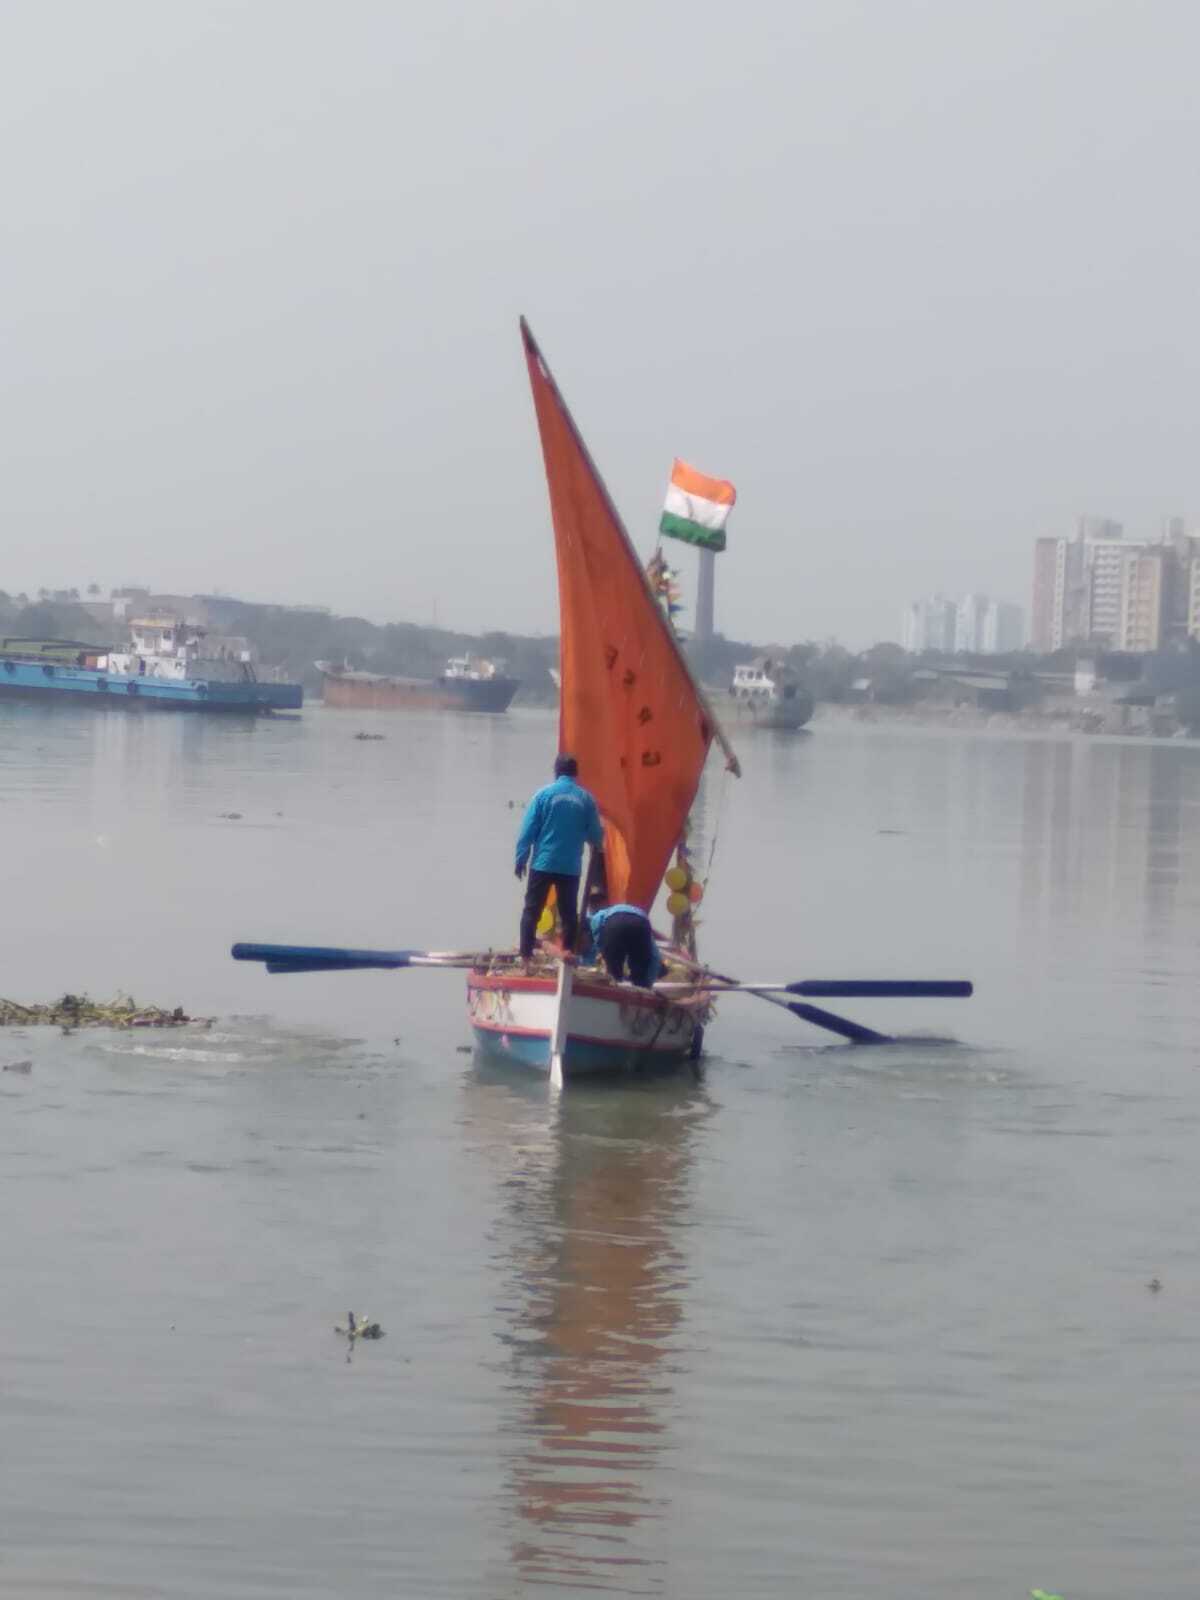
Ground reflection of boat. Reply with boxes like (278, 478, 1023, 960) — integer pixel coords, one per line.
(466, 320, 741, 1080)
(316, 655, 519, 713)
(0, 619, 302, 714)
(469, 1068, 700, 1589)
(729, 656, 813, 729)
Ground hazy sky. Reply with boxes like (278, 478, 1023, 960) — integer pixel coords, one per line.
(2, 0, 1198, 646)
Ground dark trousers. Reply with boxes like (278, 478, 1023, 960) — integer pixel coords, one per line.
(519, 870, 580, 959)
(597, 911, 655, 988)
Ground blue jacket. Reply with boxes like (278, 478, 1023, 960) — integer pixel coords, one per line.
(586, 904, 663, 984)
(515, 776, 604, 876)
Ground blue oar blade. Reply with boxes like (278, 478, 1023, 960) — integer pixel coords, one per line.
(232, 942, 420, 974)
(786, 1000, 892, 1045)
(788, 980, 973, 1000)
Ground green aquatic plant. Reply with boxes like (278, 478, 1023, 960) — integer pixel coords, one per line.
(0, 993, 208, 1029)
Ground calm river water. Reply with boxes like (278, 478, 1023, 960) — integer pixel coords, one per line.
(1, 703, 1197, 1598)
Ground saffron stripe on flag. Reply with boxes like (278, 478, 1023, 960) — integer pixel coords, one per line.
(669, 459, 736, 506)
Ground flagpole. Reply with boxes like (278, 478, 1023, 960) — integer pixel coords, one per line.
(694, 547, 716, 643)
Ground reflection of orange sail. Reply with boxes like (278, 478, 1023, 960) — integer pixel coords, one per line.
(522, 318, 739, 908)
(470, 1076, 704, 1592)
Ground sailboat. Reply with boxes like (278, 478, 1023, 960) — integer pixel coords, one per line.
(229, 321, 974, 1072)
(465, 320, 742, 1079)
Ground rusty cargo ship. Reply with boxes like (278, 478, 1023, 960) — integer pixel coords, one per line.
(316, 655, 519, 713)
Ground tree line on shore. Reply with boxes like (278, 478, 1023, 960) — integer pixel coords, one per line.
(4, 588, 1200, 723)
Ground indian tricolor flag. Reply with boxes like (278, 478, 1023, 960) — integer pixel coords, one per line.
(659, 459, 736, 552)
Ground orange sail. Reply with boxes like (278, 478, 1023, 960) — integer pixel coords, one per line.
(521, 318, 739, 909)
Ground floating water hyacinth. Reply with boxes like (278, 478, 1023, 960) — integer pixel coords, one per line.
(0, 994, 206, 1029)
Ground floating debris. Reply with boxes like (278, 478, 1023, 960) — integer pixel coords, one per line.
(219, 811, 243, 820)
(335, 1310, 385, 1342)
(1148, 1276, 1163, 1293)
(2, 1059, 32, 1073)
(0, 994, 210, 1029)
(353, 731, 385, 741)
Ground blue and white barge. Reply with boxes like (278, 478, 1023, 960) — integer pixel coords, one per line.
(0, 618, 302, 714)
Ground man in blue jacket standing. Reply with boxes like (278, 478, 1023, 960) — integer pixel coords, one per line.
(515, 754, 604, 963)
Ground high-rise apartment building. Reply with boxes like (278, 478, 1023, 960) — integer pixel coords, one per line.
(1031, 515, 1198, 653)
(954, 593, 989, 653)
(1117, 548, 1167, 653)
(1031, 536, 1086, 651)
(902, 595, 957, 653)
(1082, 538, 1129, 645)
(981, 600, 1025, 654)
(903, 593, 1024, 654)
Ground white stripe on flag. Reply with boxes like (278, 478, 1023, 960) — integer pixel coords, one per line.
(663, 482, 731, 532)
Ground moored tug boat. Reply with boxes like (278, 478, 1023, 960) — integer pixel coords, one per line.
(729, 657, 813, 729)
(316, 655, 518, 713)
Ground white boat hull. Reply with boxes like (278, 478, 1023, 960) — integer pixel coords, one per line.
(728, 692, 814, 729)
(466, 971, 700, 1077)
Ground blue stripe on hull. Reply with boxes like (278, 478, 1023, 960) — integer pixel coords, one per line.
(0, 662, 301, 712)
(471, 1026, 690, 1079)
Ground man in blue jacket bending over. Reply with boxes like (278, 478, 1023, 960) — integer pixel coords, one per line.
(586, 898, 663, 990)
(515, 754, 604, 963)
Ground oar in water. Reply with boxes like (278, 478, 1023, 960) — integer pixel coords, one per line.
(656, 979, 973, 1000)
(230, 942, 501, 975)
(655, 952, 971, 1045)
(754, 979, 971, 1046)
(231, 942, 971, 1048)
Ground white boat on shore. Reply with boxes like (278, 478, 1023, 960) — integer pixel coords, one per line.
(729, 657, 813, 729)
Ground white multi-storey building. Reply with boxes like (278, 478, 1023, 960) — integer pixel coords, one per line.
(1189, 559, 1200, 640)
(1030, 517, 1175, 651)
(902, 595, 958, 654)
(1117, 549, 1167, 653)
(904, 593, 1024, 654)
(1083, 538, 1131, 646)
(954, 594, 989, 653)
(981, 600, 1025, 653)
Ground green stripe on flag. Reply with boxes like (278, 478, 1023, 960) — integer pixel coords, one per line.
(658, 511, 726, 552)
